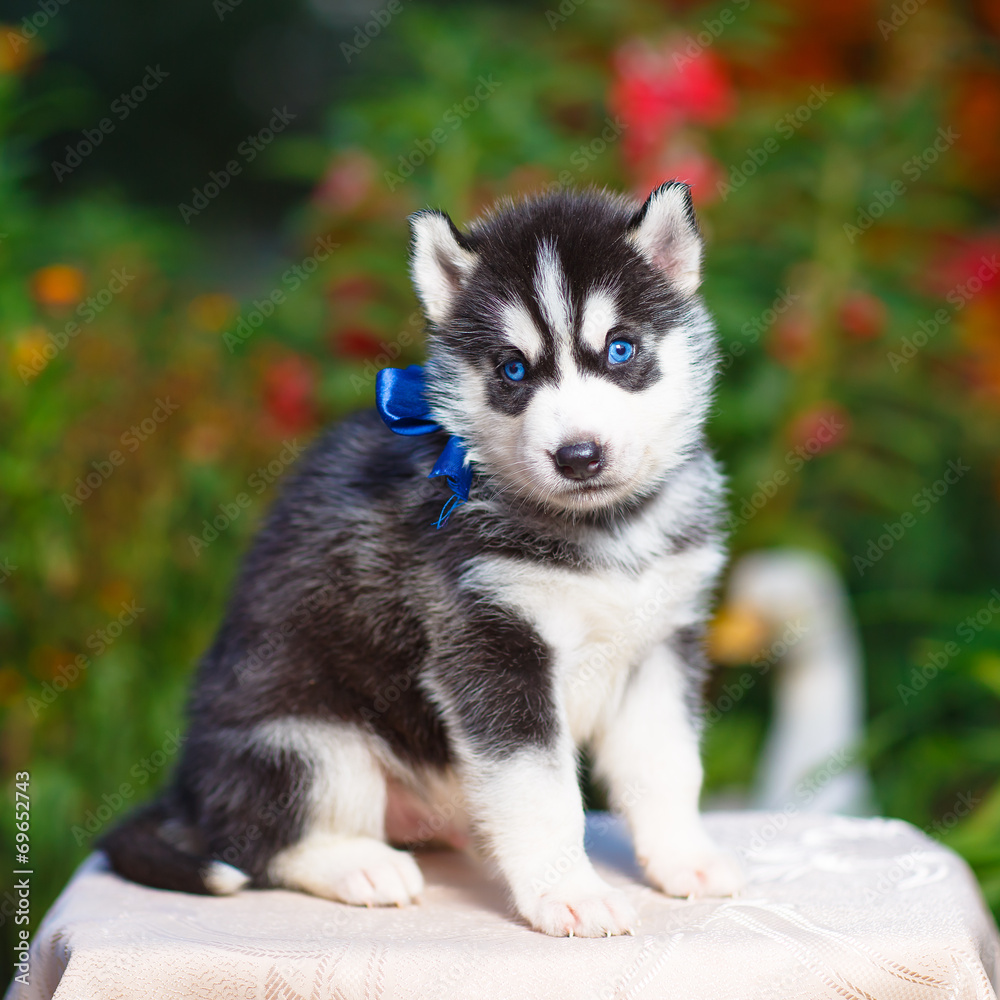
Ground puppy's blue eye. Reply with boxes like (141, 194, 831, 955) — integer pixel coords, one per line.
(503, 359, 526, 382)
(608, 340, 634, 364)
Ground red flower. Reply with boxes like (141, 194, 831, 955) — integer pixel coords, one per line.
(922, 236, 1000, 299)
(838, 292, 887, 340)
(313, 151, 375, 213)
(787, 403, 850, 456)
(330, 275, 379, 304)
(262, 355, 316, 434)
(767, 310, 816, 367)
(635, 147, 725, 205)
(334, 326, 386, 360)
(610, 39, 735, 165)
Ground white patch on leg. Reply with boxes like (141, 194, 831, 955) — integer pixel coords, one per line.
(258, 718, 427, 905)
(203, 860, 250, 895)
(462, 747, 636, 937)
(258, 717, 388, 839)
(270, 833, 423, 906)
(594, 645, 745, 899)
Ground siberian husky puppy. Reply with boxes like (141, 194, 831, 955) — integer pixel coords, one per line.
(101, 182, 743, 937)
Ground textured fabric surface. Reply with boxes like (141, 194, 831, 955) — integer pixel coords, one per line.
(7, 812, 999, 1000)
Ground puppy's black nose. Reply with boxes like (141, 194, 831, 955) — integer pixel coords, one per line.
(553, 441, 603, 480)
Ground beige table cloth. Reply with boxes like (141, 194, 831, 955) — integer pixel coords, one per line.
(7, 812, 999, 1000)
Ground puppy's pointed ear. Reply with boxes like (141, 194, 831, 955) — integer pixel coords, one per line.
(409, 210, 478, 325)
(628, 182, 703, 297)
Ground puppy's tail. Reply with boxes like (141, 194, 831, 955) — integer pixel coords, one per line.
(97, 800, 250, 896)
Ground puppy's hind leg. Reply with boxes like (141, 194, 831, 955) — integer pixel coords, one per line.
(263, 719, 424, 907)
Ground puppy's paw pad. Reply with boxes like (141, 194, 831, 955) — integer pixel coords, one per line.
(647, 846, 745, 899)
(527, 885, 636, 937)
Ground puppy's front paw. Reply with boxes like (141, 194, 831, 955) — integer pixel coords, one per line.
(644, 842, 745, 899)
(521, 876, 636, 937)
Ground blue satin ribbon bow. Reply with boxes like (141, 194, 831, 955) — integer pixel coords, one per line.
(375, 365, 472, 528)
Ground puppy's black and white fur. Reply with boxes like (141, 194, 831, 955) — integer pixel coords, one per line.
(101, 183, 744, 936)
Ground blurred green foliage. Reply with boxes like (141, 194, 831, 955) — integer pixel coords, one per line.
(1, 0, 999, 976)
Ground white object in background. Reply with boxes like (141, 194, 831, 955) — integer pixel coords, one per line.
(721, 548, 873, 814)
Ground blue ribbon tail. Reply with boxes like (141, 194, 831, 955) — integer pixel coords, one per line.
(433, 494, 466, 530)
(429, 436, 471, 529)
(429, 435, 472, 501)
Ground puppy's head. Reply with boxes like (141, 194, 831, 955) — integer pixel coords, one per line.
(410, 184, 716, 514)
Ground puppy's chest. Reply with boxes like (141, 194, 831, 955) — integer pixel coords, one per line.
(467, 555, 686, 743)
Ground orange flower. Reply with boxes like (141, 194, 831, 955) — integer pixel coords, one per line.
(188, 293, 237, 332)
(31, 265, 85, 307)
(0, 26, 35, 73)
(708, 604, 771, 665)
(0, 666, 25, 707)
(9, 326, 51, 372)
